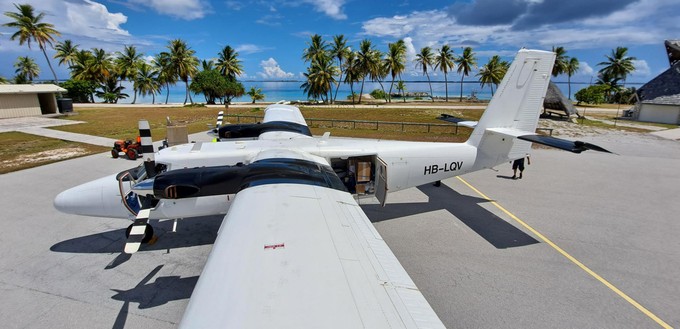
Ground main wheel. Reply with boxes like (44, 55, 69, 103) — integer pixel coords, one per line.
(125, 223, 154, 244)
(127, 148, 138, 160)
(111, 149, 119, 158)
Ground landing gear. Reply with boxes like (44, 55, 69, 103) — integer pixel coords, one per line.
(125, 223, 154, 244)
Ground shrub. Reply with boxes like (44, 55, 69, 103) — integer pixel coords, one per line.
(575, 85, 608, 105)
(370, 89, 387, 100)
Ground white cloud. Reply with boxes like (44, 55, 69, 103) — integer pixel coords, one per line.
(300, 0, 347, 20)
(0, 0, 131, 44)
(236, 44, 267, 55)
(630, 59, 651, 77)
(126, 0, 210, 20)
(579, 62, 594, 76)
(361, 5, 678, 52)
(257, 58, 294, 79)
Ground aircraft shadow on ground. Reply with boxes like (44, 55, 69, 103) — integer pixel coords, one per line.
(362, 183, 539, 249)
(110, 265, 199, 329)
(50, 215, 224, 254)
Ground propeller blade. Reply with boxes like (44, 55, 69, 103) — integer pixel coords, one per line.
(138, 120, 157, 178)
(124, 208, 151, 254)
(216, 111, 224, 129)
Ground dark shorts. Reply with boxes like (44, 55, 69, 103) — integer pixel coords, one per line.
(512, 158, 525, 170)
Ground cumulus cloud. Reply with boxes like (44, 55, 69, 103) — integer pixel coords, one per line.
(126, 0, 211, 20)
(300, 0, 347, 20)
(579, 62, 594, 76)
(630, 59, 651, 77)
(257, 58, 294, 79)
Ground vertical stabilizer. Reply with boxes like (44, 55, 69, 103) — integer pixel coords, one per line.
(468, 49, 555, 169)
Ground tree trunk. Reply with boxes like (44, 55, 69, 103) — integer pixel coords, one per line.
(444, 73, 449, 102)
(165, 84, 170, 104)
(40, 45, 59, 83)
(426, 72, 434, 102)
(459, 75, 464, 102)
(359, 78, 365, 103)
(333, 66, 344, 104)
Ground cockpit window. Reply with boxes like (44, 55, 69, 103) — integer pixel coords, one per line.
(116, 164, 146, 181)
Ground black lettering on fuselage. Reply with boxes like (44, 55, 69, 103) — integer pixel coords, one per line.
(424, 161, 463, 175)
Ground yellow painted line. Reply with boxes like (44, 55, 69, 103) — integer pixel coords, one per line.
(456, 176, 673, 329)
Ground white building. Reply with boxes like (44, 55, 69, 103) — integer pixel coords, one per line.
(0, 84, 68, 119)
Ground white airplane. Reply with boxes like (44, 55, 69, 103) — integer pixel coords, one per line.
(54, 49, 611, 328)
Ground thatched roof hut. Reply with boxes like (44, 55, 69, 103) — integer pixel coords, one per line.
(543, 81, 578, 117)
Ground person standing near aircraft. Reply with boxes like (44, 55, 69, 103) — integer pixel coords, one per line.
(512, 154, 530, 179)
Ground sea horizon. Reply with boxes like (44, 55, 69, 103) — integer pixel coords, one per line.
(125, 80, 617, 105)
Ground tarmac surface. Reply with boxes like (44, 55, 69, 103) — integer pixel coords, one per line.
(1, 122, 679, 328)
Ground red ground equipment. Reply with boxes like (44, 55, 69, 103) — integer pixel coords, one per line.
(111, 136, 143, 160)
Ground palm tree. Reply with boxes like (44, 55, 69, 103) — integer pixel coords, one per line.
(302, 34, 329, 64)
(246, 87, 265, 104)
(70, 49, 95, 81)
(167, 39, 199, 104)
(96, 76, 128, 103)
(54, 40, 79, 68)
(596, 71, 622, 103)
(598, 47, 636, 84)
(384, 40, 406, 103)
(301, 56, 337, 103)
(330, 35, 349, 103)
(415, 47, 435, 102)
(396, 80, 407, 103)
(454, 46, 477, 102)
(14, 56, 40, 82)
(368, 48, 388, 102)
(152, 52, 176, 104)
(565, 57, 580, 99)
(551, 46, 568, 77)
(115, 45, 144, 103)
(356, 39, 378, 103)
(215, 45, 243, 81)
(434, 45, 455, 101)
(343, 51, 362, 104)
(3, 4, 61, 82)
(134, 63, 161, 104)
(89, 48, 114, 84)
(477, 55, 507, 96)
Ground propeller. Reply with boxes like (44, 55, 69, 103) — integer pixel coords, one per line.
(138, 120, 157, 178)
(122, 120, 158, 254)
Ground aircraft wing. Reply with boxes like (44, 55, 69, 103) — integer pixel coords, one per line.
(179, 182, 445, 328)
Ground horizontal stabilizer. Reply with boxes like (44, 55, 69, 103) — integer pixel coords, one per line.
(518, 135, 614, 154)
(438, 114, 477, 128)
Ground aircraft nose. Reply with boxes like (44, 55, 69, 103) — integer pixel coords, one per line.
(54, 180, 105, 215)
(54, 174, 131, 218)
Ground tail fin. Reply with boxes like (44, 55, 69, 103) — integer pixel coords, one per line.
(468, 49, 555, 169)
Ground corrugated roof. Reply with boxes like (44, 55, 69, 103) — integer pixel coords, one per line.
(0, 84, 67, 94)
(636, 63, 680, 105)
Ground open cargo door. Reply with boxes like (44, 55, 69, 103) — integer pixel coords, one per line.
(375, 157, 388, 207)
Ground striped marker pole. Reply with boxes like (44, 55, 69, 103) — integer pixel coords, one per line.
(138, 120, 156, 177)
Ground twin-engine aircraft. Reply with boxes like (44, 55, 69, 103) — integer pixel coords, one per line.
(54, 49, 610, 328)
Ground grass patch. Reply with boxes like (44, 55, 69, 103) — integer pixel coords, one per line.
(0, 132, 109, 174)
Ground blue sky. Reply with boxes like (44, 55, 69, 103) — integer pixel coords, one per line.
(1, 0, 679, 84)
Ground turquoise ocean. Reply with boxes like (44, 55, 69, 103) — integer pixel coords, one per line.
(128, 80, 593, 104)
